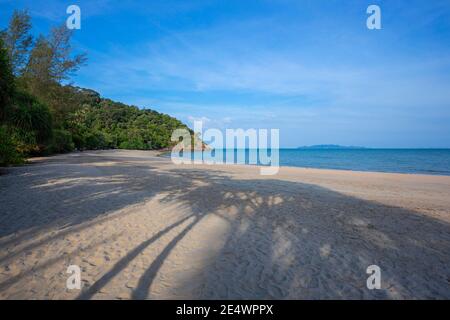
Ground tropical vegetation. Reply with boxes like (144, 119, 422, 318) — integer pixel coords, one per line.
(0, 10, 191, 166)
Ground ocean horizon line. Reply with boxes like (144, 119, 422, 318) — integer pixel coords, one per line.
(167, 148, 450, 176)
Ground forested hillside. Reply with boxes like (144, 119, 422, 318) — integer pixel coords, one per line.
(0, 10, 190, 166)
(66, 87, 189, 151)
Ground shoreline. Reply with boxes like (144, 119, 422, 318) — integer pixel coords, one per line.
(21, 150, 450, 220)
(1, 149, 449, 299)
(160, 149, 450, 177)
(26, 149, 450, 178)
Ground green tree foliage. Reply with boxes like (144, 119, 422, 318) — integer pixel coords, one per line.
(49, 129, 75, 154)
(8, 91, 53, 140)
(0, 125, 24, 166)
(0, 10, 192, 166)
(20, 26, 87, 126)
(0, 9, 33, 76)
(0, 38, 15, 121)
(0, 38, 24, 165)
(1, 91, 53, 156)
(66, 88, 191, 151)
(22, 27, 87, 90)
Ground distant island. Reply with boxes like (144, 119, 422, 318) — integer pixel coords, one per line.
(297, 144, 367, 150)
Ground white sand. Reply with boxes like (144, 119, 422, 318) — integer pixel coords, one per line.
(0, 150, 449, 299)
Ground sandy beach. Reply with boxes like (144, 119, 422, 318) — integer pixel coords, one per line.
(0, 149, 449, 299)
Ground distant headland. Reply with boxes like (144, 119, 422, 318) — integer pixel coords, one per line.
(297, 144, 367, 150)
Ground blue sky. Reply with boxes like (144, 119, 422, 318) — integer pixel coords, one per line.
(1, 0, 450, 148)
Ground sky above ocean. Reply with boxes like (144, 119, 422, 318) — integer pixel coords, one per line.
(1, 0, 450, 148)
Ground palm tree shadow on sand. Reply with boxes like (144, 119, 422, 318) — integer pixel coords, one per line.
(79, 166, 450, 300)
(151, 169, 450, 299)
(1, 152, 449, 299)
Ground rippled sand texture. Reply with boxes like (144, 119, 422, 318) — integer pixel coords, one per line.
(0, 150, 449, 299)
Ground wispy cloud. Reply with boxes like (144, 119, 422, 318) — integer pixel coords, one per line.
(3, 0, 450, 147)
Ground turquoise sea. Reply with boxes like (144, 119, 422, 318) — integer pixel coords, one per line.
(169, 149, 450, 176)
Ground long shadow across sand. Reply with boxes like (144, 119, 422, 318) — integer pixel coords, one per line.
(0, 152, 449, 299)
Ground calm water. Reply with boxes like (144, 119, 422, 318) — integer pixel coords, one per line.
(169, 149, 450, 176)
